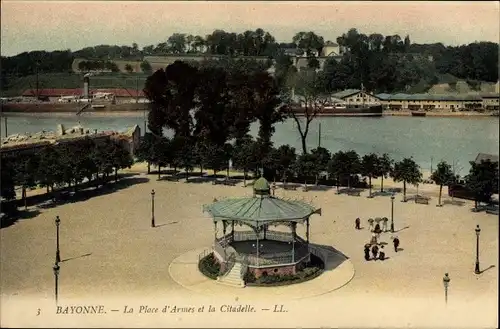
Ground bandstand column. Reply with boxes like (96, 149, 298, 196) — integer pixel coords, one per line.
(306, 217, 310, 244)
(263, 224, 267, 240)
(291, 222, 297, 262)
(214, 221, 217, 240)
(256, 226, 260, 267)
(231, 221, 235, 241)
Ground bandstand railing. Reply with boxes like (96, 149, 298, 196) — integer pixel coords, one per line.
(213, 230, 310, 268)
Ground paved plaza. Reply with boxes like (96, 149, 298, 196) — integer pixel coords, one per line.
(0, 169, 498, 327)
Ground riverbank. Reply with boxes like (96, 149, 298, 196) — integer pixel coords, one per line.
(383, 110, 498, 118)
(1, 110, 498, 119)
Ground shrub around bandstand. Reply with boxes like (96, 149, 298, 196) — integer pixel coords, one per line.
(202, 177, 322, 286)
(198, 253, 221, 280)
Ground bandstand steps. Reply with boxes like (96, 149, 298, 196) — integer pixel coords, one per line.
(218, 263, 245, 288)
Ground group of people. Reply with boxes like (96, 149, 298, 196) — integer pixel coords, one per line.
(364, 237, 400, 261)
(355, 217, 401, 262)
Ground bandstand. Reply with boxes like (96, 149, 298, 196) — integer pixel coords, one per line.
(202, 177, 322, 282)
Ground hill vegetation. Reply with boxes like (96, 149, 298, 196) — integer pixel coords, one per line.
(1, 28, 498, 95)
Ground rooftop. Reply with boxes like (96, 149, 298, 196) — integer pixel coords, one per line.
(203, 179, 321, 227)
(475, 153, 499, 164)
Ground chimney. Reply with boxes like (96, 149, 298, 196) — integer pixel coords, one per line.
(83, 76, 90, 99)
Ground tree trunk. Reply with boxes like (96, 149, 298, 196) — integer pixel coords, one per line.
(147, 162, 151, 174)
(438, 184, 443, 206)
(347, 175, 351, 189)
(158, 165, 161, 180)
(474, 199, 478, 210)
(336, 175, 340, 193)
(186, 167, 189, 181)
(243, 169, 247, 187)
(403, 181, 407, 201)
(226, 167, 230, 181)
(304, 179, 308, 192)
(46, 186, 49, 193)
(200, 164, 203, 176)
(115, 168, 118, 182)
(381, 176, 384, 192)
(369, 176, 372, 197)
(301, 136, 307, 155)
(315, 174, 319, 186)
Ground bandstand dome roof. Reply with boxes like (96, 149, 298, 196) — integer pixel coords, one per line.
(203, 178, 321, 227)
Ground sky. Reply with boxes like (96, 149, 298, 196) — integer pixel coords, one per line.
(1, 1, 499, 56)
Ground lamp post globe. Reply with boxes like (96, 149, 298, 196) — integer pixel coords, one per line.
(55, 216, 61, 264)
(151, 189, 156, 228)
(475, 225, 481, 274)
(390, 194, 395, 233)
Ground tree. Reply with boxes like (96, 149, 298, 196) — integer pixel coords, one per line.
(167, 33, 187, 54)
(465, 160, 499, 209)
(125, 64, 133, 73)
(284, 70, 329, 154)
(12, 151, 39, 209)
(135, 132, 156, 174)
(144, 61, 198, 138)
(37, 145, 64, 196)
(231, 136, 257, 187)
(0, 155, 16, 201)
(430, 160, 456, 206)
(247, 70, 286, 161)
(140, 61, 152, 73)
(294, 153, 320, 191)
(361, 153, 380, 197)
(272, 145, 297, 185)
(310, 147, 331, 184)
(376, 153, 393, 192)
(328, 151, 345, 193)
(109, 140, 134, 182)
(392, 157, 423, 201)
(293, 31, 325, 56)
(343, 150, 361, 188)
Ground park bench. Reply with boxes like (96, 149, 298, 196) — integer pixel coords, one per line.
(282, 185, 297, 191)
(415, 196, 429, 205)
(222, 180, 237, 186)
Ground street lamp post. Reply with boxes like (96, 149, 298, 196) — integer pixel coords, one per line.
(390, 194, 395, 233)
(475, 225, 481, 274)
(151, 189, 155, 228)
(271, 181, 276, 197)
(55, 216, 61, 264)
(53, 263, 60, 304)
(443, 272, 450, 305)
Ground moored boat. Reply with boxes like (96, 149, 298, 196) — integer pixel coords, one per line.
(411, 111, 427, 117)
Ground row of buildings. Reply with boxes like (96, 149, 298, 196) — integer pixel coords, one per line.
(331, 88, 500, 111)
(12, 86, 500, 112)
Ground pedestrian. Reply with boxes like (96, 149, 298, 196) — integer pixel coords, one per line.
(370, 232, 378, 245)
(393, 236, 400, 252)
(371, 244, 379, 261)
(364, 244, 370, 261)
(355, 217, 361, 230)
(374, 223, 381, 233)
(379, 245, 385, 260)
(382, 217, 388, 232)
(368, 218, 374, 232)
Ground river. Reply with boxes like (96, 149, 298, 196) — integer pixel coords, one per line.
(1, 113, 498, 176)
